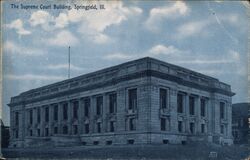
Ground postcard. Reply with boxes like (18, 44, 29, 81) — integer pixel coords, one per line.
(1, 0, 249, 159)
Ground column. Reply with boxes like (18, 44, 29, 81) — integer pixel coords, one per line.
(49, 104, 53, 136)
(41, 106, 45, 136)
(169, 89, 178, 133)
(227, 102, 232, 138)
(185, 94, 190, 133)
(78, 98, 84, 134)
(103, 94, 108, 133)
(207, 99, 212, 134)
(90, 96, 96, 133)
(68, 100, 72, 135)
(197, 96, 201, 133)
(116, 88, 126, 132)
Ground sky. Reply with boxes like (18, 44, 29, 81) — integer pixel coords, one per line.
(2, 1, 249, 125)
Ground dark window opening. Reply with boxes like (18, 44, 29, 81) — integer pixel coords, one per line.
(37, 108, 41, 123)
(45, 128, 49, 136)
(54, 105, 58, 121)
(37, 129, 40, 136)
(201, 124, 205, 133)
(73, 125, 78, 135)
(129, 118, 136, 131)
(29, 110, 33, 124)
(190, 122, 194, 134)
(110, 121, 115, 132)
(178, 121, 183, 133)
(54, 127, 58, 134)
(63, 103, 68, 120)
(93, 141, 99, 145)
(160, 89, 167, 109)
(15, 130, 18, 139)
(15, 112, 19, 126)
(84, 98, 90, 117)
(201, 99, 206, 117)
(97, 123, 101, 133)
(73, 101, 79, 119)
(85, 124, 89, 134)
(127, 139, 134, 144)
(109, 93, 117, 113)
(96, 96, 103, 115)
(177, 94, 183, 113)
(128, 89, 137, 110)
(181, 141, 186, 145)
(63, 126, 68, 134)
(161, 118, 166, 131)
(30, 130, 33, 136)
(220, 125, 224, 134)
(106, 141, 112, 145)
(45, 107, 49, 122)
(163, 139, 169, 144)
(220, 102, 225, 119)
(189, 97, 195, 115)
(82, 141, 87, 145)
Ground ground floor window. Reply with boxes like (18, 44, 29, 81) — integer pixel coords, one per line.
(201, 124, 205, 133)
(85, 124, 89, 134)
(45, 128, 49, 136)
(178, 121, 183, 133)
(189, 122, 194, 134)
(73, 125, 78, 135)
(63, 126, 68, 134)
(54, 127, 58, 134)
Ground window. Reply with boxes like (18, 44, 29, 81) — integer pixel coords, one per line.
(45, 128, 49, 136)
(109, 93, 117, 113)
(161, 118, 166, 131)
(54, 105, 58, 121)
(37, 108, 41, 123)
(106, 141, 112, 145)
(201, 99, 206, 117)
(129, 118, 136, 131)
(220, 102, 225, 119)
(190, 122, 194, 134)
(63, 126, 68, 134)
(37, 129, 40, 136)
(54, 127, 58, 134)
(73, 125, 78, 135)
(110, 121, 115, 132)
(160, 89, 167, 109)
(15, 130, 18, 139)
(45, 107, 49, 122)
(128, 89, 137, 110)
(127, 139, 134, 144)
(189, 97, 195, 115)
(73, 101, 79, 119)
(63, 103, 68, 120)
(97, 122, 101, 133)
(177, 94, 183, 113)
(201, 124, 205, 133)
(96, 96, 103, 115)
(29, 110, 33, 124)
(178, 121, 183, 133)
(85, 124, 89, 134)
(220, 125, 224, 134)
(30, 130, 33, 136)
(93, 141, 99, 145)
(84, 98, 90, 117)
(15, 112, 19, 126)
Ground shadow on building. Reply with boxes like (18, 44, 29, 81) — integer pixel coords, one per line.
(232, 103, 249, 144)
(1, 120, 10, 148)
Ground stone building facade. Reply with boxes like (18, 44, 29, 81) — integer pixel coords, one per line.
(8, 57, 234, 148)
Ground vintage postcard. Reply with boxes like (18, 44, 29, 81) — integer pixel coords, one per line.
(1, 0, 249, 159)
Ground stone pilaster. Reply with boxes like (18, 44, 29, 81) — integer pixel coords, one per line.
(79, 99, 84, 134)
(103, 94, 107, 133)
(185, 94, 190, 133)
(197, 96, 201, 133)
(169, 89, 178, 133)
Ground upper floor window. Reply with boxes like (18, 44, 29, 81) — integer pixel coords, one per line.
(73, 101, 79, 119)
(29, 109, 33, 124)
(54, 105, 58, 121)
(160, 89, 167, 109)
(63, 103, 68, 120)
(109, 93, 117, 114)
(189, 96, 195, 115)
(96, 96, 103, 115)
(177, 93, 184, 113)
(45, 106, 49, 122)
(37, 108, 41, 123)
(128, 89, 137, 110)
(200, 98, 206, 117)
(15, 112, 19, 126)
(220, 102, 225, 119)
(84, 98, 90, 117)
(129, 118, 136, 131)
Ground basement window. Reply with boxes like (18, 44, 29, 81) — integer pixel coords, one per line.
(106, 141, 112, 145)
(93, 141, 99, 145)
(127, 139, 134, 144)
(163, 139, 169, 144)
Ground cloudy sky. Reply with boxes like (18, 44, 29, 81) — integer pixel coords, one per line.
(2, 1, 249, 125)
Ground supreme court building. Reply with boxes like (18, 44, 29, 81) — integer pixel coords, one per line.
(8, 57, 234, 148)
